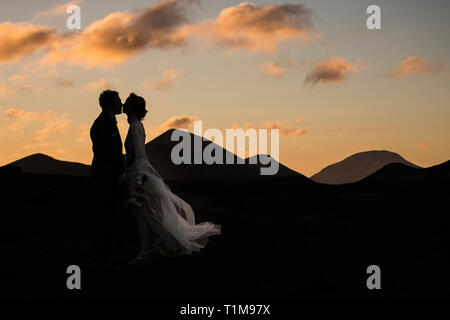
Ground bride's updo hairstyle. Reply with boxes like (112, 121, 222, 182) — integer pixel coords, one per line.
(127, 93, 148, 120)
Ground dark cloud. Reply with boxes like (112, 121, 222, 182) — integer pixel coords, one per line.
(304, 57, 361, 86)
(2, 1, 319, 67)
(44, 0, 198, 66)
(183, 2, 318, 53)
(0, 22, 57, 63)
(55, 78, 75, 87)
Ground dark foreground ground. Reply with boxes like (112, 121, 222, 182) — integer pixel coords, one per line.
(0, 163, 449, 301)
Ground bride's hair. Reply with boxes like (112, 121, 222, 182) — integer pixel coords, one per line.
(127, 93, 148, 120)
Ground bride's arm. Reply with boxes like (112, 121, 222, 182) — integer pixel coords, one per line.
(132, 123, 147, 187)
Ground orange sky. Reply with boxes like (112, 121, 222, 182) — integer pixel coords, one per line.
(0, 0, 449, 177)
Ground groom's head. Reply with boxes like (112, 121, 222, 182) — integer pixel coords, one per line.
(99, 90, 122, 115)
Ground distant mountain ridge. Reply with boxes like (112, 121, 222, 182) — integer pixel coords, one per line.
(5, 137, 444, 185)
(311, 150, 421, 185)
(145, 129, 304, 181)
(2, 129, 303, 181)
(5, 153, 91, 177)
(361, 159, 450, 183)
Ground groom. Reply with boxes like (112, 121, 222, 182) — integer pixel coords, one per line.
(90, 90, 125, 265)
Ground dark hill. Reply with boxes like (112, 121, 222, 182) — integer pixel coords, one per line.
(361, 159, 450, 183)
(2, 129, 305, 181)
(5, 153, 90, 177)
(311, 150, 420, 184)
(145, 129, 305, 181)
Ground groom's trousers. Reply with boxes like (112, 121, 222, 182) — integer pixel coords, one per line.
(92, 173, 120, 264)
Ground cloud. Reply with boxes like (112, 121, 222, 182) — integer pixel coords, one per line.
(1, 1, 319, 68)
(33, 116, 70, 142)
(263, 120, 307, 137)
(2, 108, 70, 142)
(43, 0, 196, 67)
(231, 123, 256, 131)
(8, 74, 32, 89)
(387, 56, 444, 78)
(5, 108, 54, 122)
(304, 57, 362, 86)
(143, 69, 181, 91)
(418, 142, 430, 150)
(0, 74, 40, 97)
(54, 148, 68, 156)
(2, 0, 196, 67)
(183, 2, 317, 53)
(23, 59, 59, 78)
(77, 124, 90, 142)
(329, 123, 395, 132)
(261, 62, 284, 78)
(232, 119, 307, 138)
(0, 81, 13, 97)
(55, 78, 75, 87)
(2, 1, 319, 68)
(34, 0, 83, 20)
(152, 115, 198, 135)
(161, 115, 197, 130)
(0, 22, 57, 63)
(84, 78, 119, 92)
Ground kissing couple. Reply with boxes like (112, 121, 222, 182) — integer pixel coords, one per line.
(90, 90, 221, 267)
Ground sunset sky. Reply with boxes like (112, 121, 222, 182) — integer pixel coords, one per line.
(0, 0, 449, 176)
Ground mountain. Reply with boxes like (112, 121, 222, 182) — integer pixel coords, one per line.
(361, 159, 450, 183)
(310, 150, 421, 185)
(145, 129, 304, 181)
(4, 153, 90, 177)
(2, 129, 303, 181)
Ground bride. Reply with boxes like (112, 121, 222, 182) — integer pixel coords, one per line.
(123, 93, 221, 263)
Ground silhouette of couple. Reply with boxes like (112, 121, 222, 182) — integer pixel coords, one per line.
(90, 90, 220, 267)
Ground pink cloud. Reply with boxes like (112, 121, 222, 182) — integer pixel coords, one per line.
(1, 1, 319, 68)
(387, 56, 444, 78)
(84, 78, 119, 92)
(183, 2, 317, 53)
(0, 22, 57, 63)
(143, 69, 181, 91)
(43, 0, 195, 67)
(2, 108, 70, 142)
(304, 57, 363, 86)
(232, 119, 307, 138)
(261, 62, 284, 78)
(34, 0, 84, 20)
(418, 143, 431, 150)
(151, 115, 198, 135)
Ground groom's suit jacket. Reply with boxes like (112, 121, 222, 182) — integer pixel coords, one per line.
(90, 111, 125, 180)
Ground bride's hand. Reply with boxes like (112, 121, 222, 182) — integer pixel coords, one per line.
(135, 175, 145, 193)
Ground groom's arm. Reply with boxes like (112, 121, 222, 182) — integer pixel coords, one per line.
(91, 119, 110, 162)
(91, 117, 120, 177)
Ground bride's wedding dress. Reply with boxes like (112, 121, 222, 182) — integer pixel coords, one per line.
(125, 115, 221, 259)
